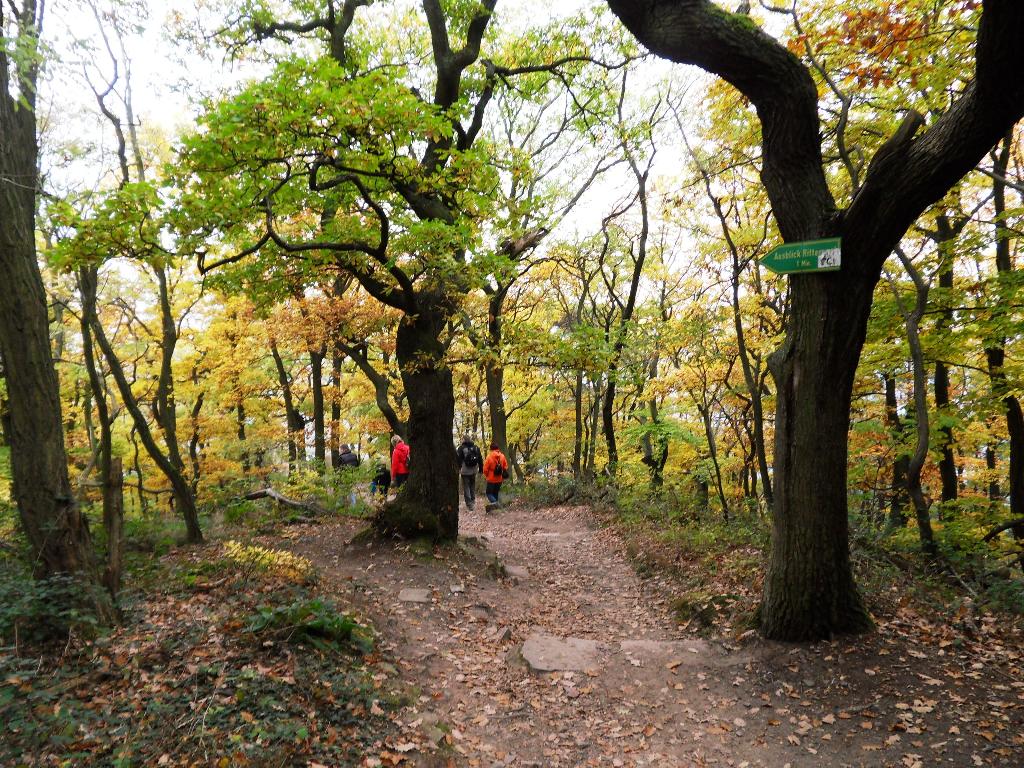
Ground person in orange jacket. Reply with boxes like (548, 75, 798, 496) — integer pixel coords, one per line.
(391, 435, 410, 488)
(482, 442, 509, 504)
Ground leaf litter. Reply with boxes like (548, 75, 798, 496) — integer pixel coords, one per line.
(3, 502, 1022, 767)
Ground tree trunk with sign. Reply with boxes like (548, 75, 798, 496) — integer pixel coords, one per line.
(607, 0, 1024, 639)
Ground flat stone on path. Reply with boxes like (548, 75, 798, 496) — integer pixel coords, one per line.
(505, 565, 529, 580)
(398, 588, 431, 603)
(521, 633, 602, 672)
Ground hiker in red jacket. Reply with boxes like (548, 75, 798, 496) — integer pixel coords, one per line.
(391, 435, 410, 488)
(482, 443, 509, 505)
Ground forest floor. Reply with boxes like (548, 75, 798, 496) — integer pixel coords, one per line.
(2, 500, 1023, 767)
(282, 501, 1023, 768)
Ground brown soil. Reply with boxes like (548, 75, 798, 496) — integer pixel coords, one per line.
(281, 503, 1024, 768)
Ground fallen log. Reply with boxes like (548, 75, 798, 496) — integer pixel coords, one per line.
(981, 517, 1024, 543)
(243, 487, 329, 516)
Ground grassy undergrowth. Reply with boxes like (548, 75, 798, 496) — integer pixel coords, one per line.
(0, 534, 396, 767)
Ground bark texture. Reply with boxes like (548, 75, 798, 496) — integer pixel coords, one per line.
(374, 304, 459, 540)
(1, 5, 110, 617)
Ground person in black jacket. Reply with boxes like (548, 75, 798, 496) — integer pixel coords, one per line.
(338, 444, 360, 468)
(338, 444, 360, 507)
(455, 434, 483, 511)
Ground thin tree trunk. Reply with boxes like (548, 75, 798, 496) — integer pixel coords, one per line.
(337, 340, 406, 437)
(733, 279, 773, 508)
(310, 347, 327, 467)
(691, 135, 775, 509)
(78, 266, 125, 597)
(270, 340, 303, 470)
(90, 314, 203, 542)
(188, 391, 204, 496)
(892, 251, 937, 556)
(104, 458, 124, 596)
(933, 215, 959, 505)
(586, 380, 601, 480)
(601, 153, 651, 476)
(130, 427, 148, 516)
(152, 267, 190, 482)
(572, 371, 584, 482)
(640, 398, 670, 488)
(883, 373, 910, 529)
(237, 402, 249, 472)
(699, 404, 731, 521)
(986, 444, 999, 501)
(330, 347, 342, 469)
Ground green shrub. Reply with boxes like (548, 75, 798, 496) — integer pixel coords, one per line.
(245, 593, 371, 654)
(0, 566, 103, 646)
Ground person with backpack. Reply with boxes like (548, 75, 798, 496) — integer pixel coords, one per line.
(456, 434, 483, 511)
(338, 444, 360, 507)
(370, 460, 391, 498)
(482, 442, 509, 508)
(391, 435, 410, 488)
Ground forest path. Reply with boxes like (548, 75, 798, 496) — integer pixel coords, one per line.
(282, 503, 1022, 768)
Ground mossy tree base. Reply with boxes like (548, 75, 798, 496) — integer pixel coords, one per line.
(373, 498, 450, 542)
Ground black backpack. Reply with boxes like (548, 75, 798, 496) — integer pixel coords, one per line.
(461, 443, 481, 468)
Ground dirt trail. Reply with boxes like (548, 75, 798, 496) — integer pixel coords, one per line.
(283, 504, 1023, 767)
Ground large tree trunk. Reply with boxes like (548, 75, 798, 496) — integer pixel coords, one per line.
(761, 277, 872, 640)
(608, 0, 1024, 641)
(985, 132, 1024, 557)
(375, 301, 459, 540)
(0, 217, 104, 585)
(0, 25, 111, 619)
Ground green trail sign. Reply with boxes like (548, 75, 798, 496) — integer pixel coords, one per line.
(760, 237, 841, 275)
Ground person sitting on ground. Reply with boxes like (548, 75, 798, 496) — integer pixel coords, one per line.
(391, 435, 410, 488)
(482, 442, 509, 507)
(456, 433, 483, 511)
(338, 443, 360, 507)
